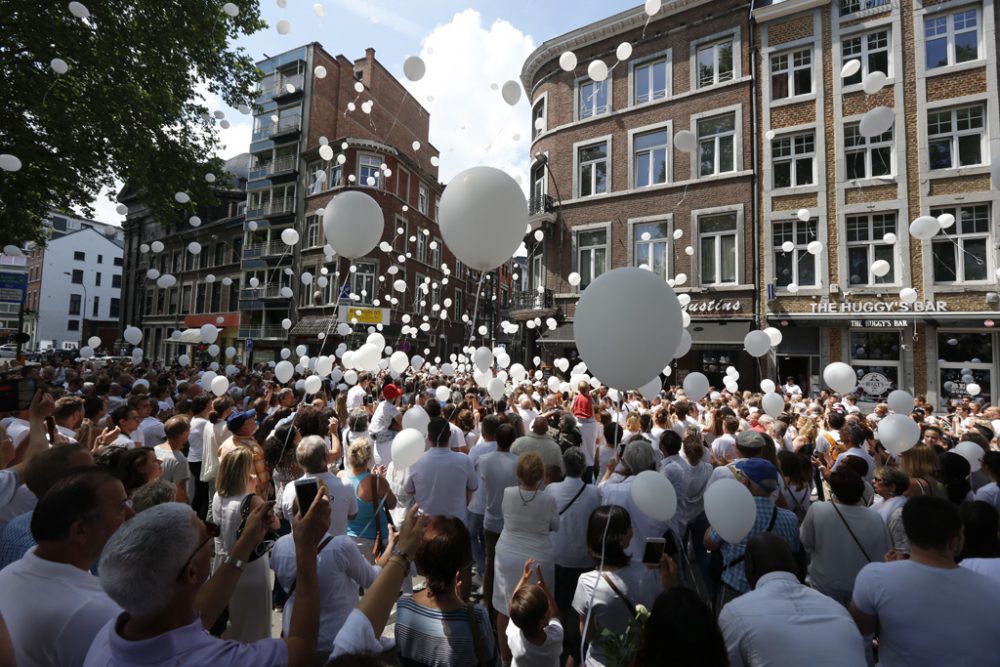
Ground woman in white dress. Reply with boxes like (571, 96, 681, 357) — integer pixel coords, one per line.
(211, 447, 279, 642)
(493, 452, 559, 663)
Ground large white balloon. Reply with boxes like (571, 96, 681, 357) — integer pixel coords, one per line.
(501, 80, 522, 106)
(631, 470, 677, 521)
(876, 414, 921, 456)
(210, 375, 230, 397)
(199, 324, 219, 344)
(354, 343, 382, 372)
(587, 59, 608, 82)
(637, 376, 662, 401)
(823, 362, 857, 394)
(575, 268, 681, 390)
(861, 70, 887, 95)
(402, 406, 430, 436)
(760, 379, 776, 393)
(123, 326, 143, 346)
(673, 130, 697, 153)
(274, 360, 294, 384)
(954, 441, 984, 473)
(487, 377, 506, 402)
(887, 390, 914, 414)
(859, 106, 893, 138)
(841, 59, 861, 79)
(389, 351, 409, 374)
(323, 191, 384, 259)
(762, 391, 785, 418)
(899, 287, 918, 304)
(704, 478, 756, 543)
(683, 372, 710, 401)
(391, 429, 425, 468)
(304, 375, 323, 395)
(909, 216, 940, 240)
(402, 56, 426, 82)
(281, 228, 300, 246)
(966, 382, 982, 397)
(871, 259, 891, 277)
(435, 385, 451, 403)
(439, 167, 527, 272)
(559, 51, 578, 71)
(744, 330, 772, 358)
(177, 354, 190, 367)
(473, 347, 493, 373)
(672, 329, 693, 360)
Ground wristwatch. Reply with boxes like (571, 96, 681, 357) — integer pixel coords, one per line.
(390, 547, 412, 568)
(223, 555, 245, 571)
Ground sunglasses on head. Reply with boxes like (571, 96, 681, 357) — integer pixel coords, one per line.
(177, 521, 220, 580)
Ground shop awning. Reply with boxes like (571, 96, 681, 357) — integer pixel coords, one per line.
(290, 315, 336, 336)
(538, 322, 575, 344)
(163, 328, 202, 344)
(688, 321, 752, 347)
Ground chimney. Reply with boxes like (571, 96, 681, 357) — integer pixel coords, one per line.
(362, 47, 375, 87)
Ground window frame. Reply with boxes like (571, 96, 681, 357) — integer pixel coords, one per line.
(573, 223, 611, 291)
(576, 77, 610, 121)
(358, 153, 382, 189)
(771, 131, 816, 189)
(531, 96, 547, 139)
(924, 7, 982, 70)
(694, 35, 736, 89)
(696, 211, 741, 286)
(840, 28, 891, 88)
(930, 203, 992, 284)
(351, 260, 378, 304)
(844, 121, 894, 181)
(629, 122, 672, 189)
(630, 50, 671, 106)
(696, 111, 738, 178)
(772, 218, 820, 288)
(845, 212, 899, 286)
(628, 215, 673, 282)
(926, 103, 986, 171)
(418, 183, 429, 215)
(770, 47, 813, 101)
(574, 137, 612, 199)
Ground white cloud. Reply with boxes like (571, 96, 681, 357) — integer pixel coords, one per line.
(331, 0, 424, 38)
(78, 184, 125, 226)
(402, 10, 535, 191)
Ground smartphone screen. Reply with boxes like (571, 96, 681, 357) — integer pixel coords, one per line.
(642, 538, 666, 565)
(294, 479, 319, 517)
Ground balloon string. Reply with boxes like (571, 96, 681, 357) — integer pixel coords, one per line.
(467, 272, 487, 344)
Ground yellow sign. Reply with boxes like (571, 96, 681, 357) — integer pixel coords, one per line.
(338, 305, 389, 325)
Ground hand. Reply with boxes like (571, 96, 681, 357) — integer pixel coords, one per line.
(658, 553, 678, 588)
(328, 416, 339, 433)
(293, 483, 331, 551)
(94, 426, 121, 450)
(234, 500, 276, 554)
(29, 390, 55, 421)
(396, 504, 425, 559)
(885, 549, 903, 562)
(518, 558, 538, 588)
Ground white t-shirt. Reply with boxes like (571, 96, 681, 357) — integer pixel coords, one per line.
(546, 478, 602, 569)
(0, 548, 121, 667)
(404, 447, 478, 520)
(346, 385, 367, 412)
(960, 558, 1000, 585)
(480, 450, 519, 534)
(467, 441, 498, 515)
(369, 400, 400, 439)
(712, 433, 737, 462)
(448, 422, 465, 450)
(187, 416, 210, 463)
(507, 618, 563, 667)
(140, 416, 166, 447)
(280, 471, 358, 537)
(851, 560, 1000, 666)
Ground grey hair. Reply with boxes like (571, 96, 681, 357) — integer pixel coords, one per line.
(98, 503, 199, 617)
(622, 439, 656, 475)
(131, 479, 177, 513)
(563, 446, 587, 478)
(296, 435, 329, 473)
(560, 413, 577, 429)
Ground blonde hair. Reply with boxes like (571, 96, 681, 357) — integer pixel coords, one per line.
(517, 452, 544, 487)
(216, 448, 254, 497)
(347, 438, 373, 470)
(625, 412, 641, 432)
(899, 444, 939, 479)
(797, 416, 818, 442)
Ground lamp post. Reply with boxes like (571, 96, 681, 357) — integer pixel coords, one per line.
(63, 271, 87, 346)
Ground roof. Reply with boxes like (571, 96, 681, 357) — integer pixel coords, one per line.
(290, 315, 336, 335)
(46, 225, 124, 250)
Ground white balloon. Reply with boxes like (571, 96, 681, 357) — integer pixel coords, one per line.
(123, 326, 143, 345)
(631, 470, 676, 521)
(762, 392, 785, 418)
(807, 241, 823, 255)
(174, 191, 190, 204)
(501, 80, 522, 106)
(744, 330, 772, 358)
(274, 360, 294, 384)
(859, 106, 893, 138)
(644, 0, 662, 15)
(78, 346, 94, 359)
(672, 329, 692, 360)
(280, 286, 293, 298)
(909, 216, 940, 240)
(319, 145, 334, 161)
(760, 379, 776, 393)
(391, 429, 426, 468)
(439, 166, 527, 272)
(877, 414, 921, 456)
(886, 390, 914, 414)
(487, 377, 506, 402)
(559, 51, 578, 71)
(199, 324, 219, 344)
(207, 344, 220, 357)
(187, 241, 201, 255)
(393, 279, 406, 292)
(402, 406, 430, 436)
(616, 42, 633, 61)
(764, 327, 783, 347)
(68, 2, 90, 18)
(840, 59, 861, 79)
(899, 287, 918, 304)
(705, 479, 756, 543)
(50, 58, 69, 74)
(304, 375, 323, 395)
(156, 274, 176, 288)
(0, 154, 22, 172)
(575, 268, 681, 390)
(225, 346, 236, 358)
(314, 65, 327, 79)
(862, 70, 887, 95)
(637, 377, 661, 401)
(151, 240, 164, 253)
(797, 208, 810, 222)
(883, 232, 897, 244)
(683, 372, 710, 401)
(323, 191, 384, 259)
(473, 346, 494, 373)
(781, 241, 794, 253)
(211, 375, 230, 397)
(587, 59, 608, 82)
(966, 382, 982, 397)
(673, 130, 697, 153)
(222, 2, 239, 16)
(403, 55, 426, 82)
(131, 348, 143, 364)
(954, 441, 984, 473)
(823, 362, 857, 394)
(871, 259, 891, 277)
(568, 272, 582, 287)
(276, 19, 291, 34)
(189, 215, 202, 227)
(937, 213, 956, 229)
(389, 351, 409, 374)
(200, 372, 217, 392)
(177, 354, 190, 367)
(281, 228, 300, 246)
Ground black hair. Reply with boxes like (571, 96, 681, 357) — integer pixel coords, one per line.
(586, 505, 631, 567)
(31, 470, 118, 542)
(828, 412, 846, 429)
(902, 495, 962, 551)
(496, 424, 516, 451)
(634, 588, 728, 667)
(481, 414, 500, 439)
(427, 416, 451, 447)
(959, 501, 1000, 559)
(659, 429, 682, 457)
(939, 452, 972, 506)
(829, 468, 864, 506)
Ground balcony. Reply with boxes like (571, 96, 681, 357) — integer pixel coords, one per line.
(240, 284, 291, 301)
(245, 197, 295, 220)
(238, 324, 288, 340)
(242, 240, 290, 260)
(269, 116, 301, 139)
(508, 288, 557, 321)
(248, 154, 298, 181)
(527, 194, 558, 231)
(271, 74, 305, 100)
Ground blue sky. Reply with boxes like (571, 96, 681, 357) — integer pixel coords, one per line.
(88, 0, 640, 224)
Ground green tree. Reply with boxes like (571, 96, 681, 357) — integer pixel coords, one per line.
(0, 0, 265, 244)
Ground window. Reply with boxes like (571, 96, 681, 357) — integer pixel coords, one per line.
(92, 296, 100, 317)
(845, 122, 892, 179)
(931, 204, 990, 282)
(772, 132, 815, 188)
(231, 237, 243, 263)
(632, 221, 670, 281)
(396, 169, 410, 204)
(214, 243, 226, 266)
(846, 213, 897, 284)
(840, 0, 890, 16)
(576, 228, 608, 289)
(185, 249, 196, 272)
(531, 163, 546, 203)
(97, 254, 103, 264)
(94, 272, 102, 287)
(210, 284, 221, 312)
(109, 297, 119, 319)
(532, 98, 546, 139)
(634, 57, 668, 104)
(305, 215, 320, 247)
(850, 331, 900, 402)
(925, 9, 980, 69)
(697, 39, 734, 88)
(113, 257, 123, 267)
(172, 250, 182, 273)
(453, 291, 462, 321)
(416, 233, 427, 263)
(69, 294, 81, 315)
(698, 113, 736, 177)
(181, 285, 192, 314)
(578, 141, 609, 197)
(70, 269, 83, 284)
(68, 320, 80, 331)
(358, 153, 381, 188)
(773, 219, 819, 287)
(418, 184, 428, 215)
(112, 274, 121, 289)
(633, 129, 669, 188)
(927, 105, 985, 170)
(770, 48, 812, 99)
(430, 239, 441, 268)
(196, 284, 206, 312)
(841, 30, 890, 86)
(530, 252, 543, 291)
(156, 289, 165, 314)
(698, 213, 738, 285)
(228, 279, 240, 311)
(74, 251, 85, 261)
(578, 80, 609, 119)
(434, 198, 439, 223)
(938, 332, 992, 406)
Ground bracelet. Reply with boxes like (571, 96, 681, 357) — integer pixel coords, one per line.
(223, 555, 245, 572)
(389, 551, 411, 570)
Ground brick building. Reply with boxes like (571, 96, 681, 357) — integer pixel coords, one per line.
(520, 1, 759, 388)
(754, 0, 1000, 406)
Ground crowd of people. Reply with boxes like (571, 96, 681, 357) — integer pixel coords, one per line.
(0, 356, 998, 666)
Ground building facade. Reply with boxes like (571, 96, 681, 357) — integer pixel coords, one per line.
(520, 1, 759, 389)
(753, 0, 1000, 406)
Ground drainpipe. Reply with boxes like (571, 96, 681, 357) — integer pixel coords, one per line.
(748, 0, 762, 378)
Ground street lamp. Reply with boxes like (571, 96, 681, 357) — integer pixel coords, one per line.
(64, 271, 87, 345)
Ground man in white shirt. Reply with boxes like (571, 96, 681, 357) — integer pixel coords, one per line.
(466, 415, 500, 582)
(478, 422, 519, 622)
(782, 377, 803, 397)
(52, 396, 84, 445)
(831, 422, 875, 484)
(281, 436, 357, 536)
(711, 416, 740, 464)
(0, 470, 133, 667)
(511, 417, 563, 484)
(346, 373, 371, 414)
(851, 496, 1000, 666)
(154, 416, 191, 505)
(517, 396, 539, 426)
(107, 406, 140, 449)
(133, 395, 163, 446)
(720, 533, 866, 667)
(404, 417, 477, 520)
(368, 384, 403, 466)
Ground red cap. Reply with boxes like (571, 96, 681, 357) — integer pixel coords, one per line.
(382, 384, 404, 400)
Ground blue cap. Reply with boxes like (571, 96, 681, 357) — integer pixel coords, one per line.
(733, 458, 779, 491)
(226, 409, 257, 432)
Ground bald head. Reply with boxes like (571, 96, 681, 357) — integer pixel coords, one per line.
(744, 533, 798, 589)
(531, 416, 548, 435)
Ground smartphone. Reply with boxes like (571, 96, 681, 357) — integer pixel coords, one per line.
(294, 479, 319, 517)
(642, 537, 666, 565)
(0, 379, 37, 413)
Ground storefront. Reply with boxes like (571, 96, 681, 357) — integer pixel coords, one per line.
(926, 323, 998, 409)
(675, 319, 754, 391)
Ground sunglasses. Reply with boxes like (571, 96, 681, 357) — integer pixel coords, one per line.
(177, 521, 220, 580)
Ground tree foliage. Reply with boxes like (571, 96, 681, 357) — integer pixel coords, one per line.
(0, 0, 265, 244)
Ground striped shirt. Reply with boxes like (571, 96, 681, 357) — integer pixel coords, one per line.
(395, 596, 498, 666)
(710, 496, 800, 594)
